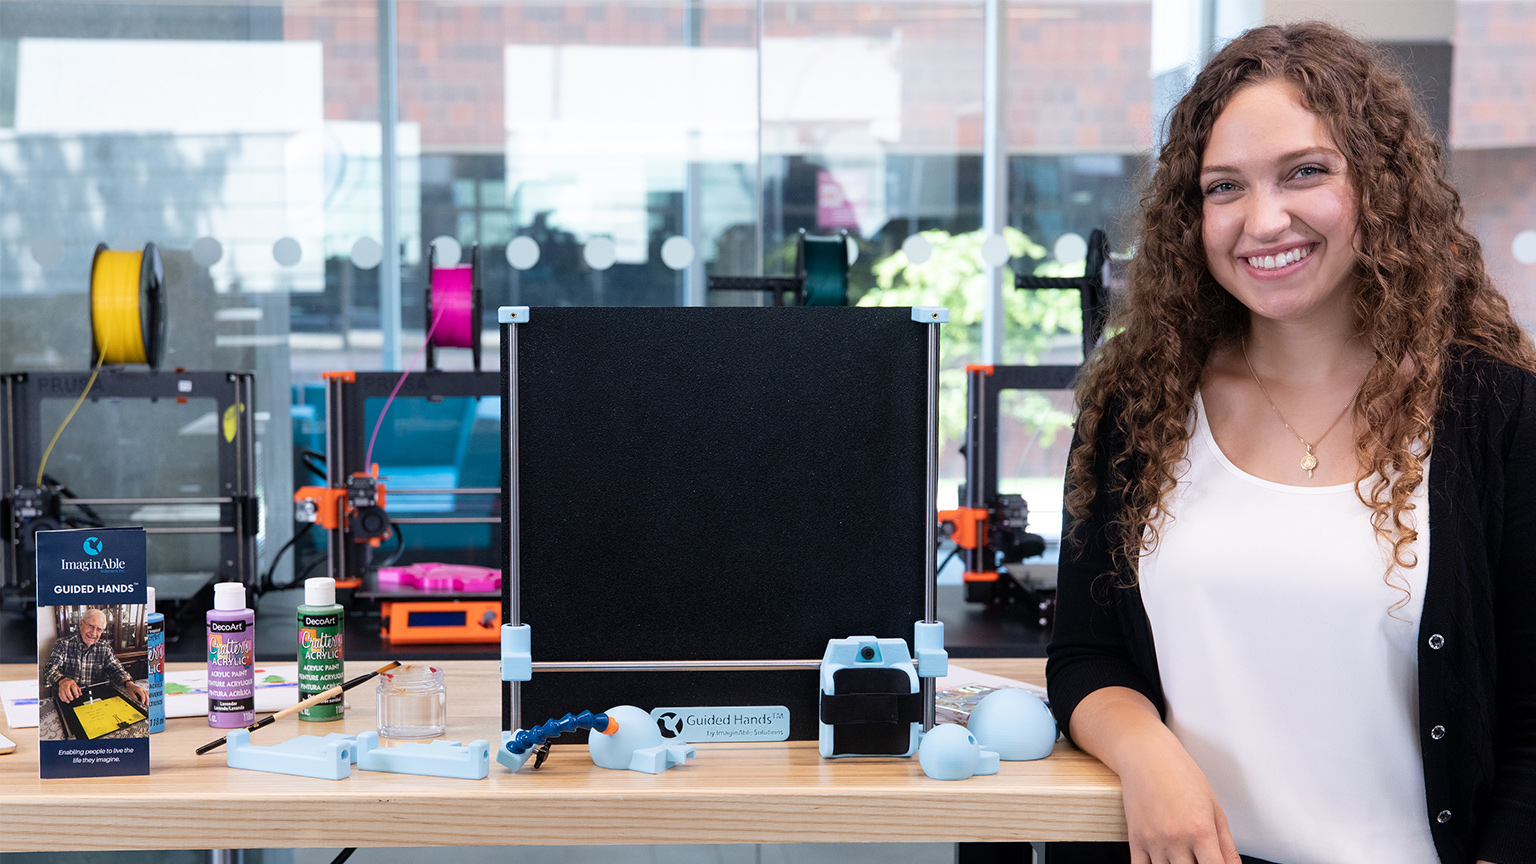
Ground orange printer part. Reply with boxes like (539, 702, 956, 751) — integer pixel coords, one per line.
(381, 601, 502, 644)
(294, 485, 348, 531)
(937, 506, 989, 551)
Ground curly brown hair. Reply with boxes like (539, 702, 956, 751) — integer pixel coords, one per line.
(1066, 21, 1536, 593)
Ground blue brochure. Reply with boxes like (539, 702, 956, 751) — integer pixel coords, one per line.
(35, 527, 151, 778)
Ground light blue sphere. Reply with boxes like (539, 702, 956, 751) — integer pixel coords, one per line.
(588, 705, 661, 770)
(967, 688, 1057, 761)
(918, 723, 981, 780)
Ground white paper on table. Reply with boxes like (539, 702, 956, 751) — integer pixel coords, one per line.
(934, 664, 1050, 726)
(937, 663, 1048, 700)
(1, 679, 41, 728)
(2, 664, 302, 728)
(163, 664, 301, 718)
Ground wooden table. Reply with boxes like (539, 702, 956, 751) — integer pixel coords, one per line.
(0, 659, 1124, 853)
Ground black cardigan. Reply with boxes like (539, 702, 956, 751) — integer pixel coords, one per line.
(1046, 350, 1536, 864)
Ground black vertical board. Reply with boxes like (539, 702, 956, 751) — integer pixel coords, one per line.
(503, 307, 929, 740)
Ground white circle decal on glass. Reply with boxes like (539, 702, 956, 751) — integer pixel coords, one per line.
(845, 236, 860, 266)
(430, 236, 462, 268)
(980, 234, 1011, 267)
(350, 237, 383, 270)
(902, 234, 933, 265)
(1513, 230, 1536, 265)
(272, 237, 303, 267)
(191, 237, 224, 267)
(506, 236, 541, 270)
(660, 236, 695, 270)
(1054, 232, 1088, 266)
(584, 237, 618, 271)
(30, 238, 62, 268)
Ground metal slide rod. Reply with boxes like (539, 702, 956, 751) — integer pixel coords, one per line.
(61, 497, 233, 506)
(923, 319, 941, 731)
(534, 660, 822, 673)
(385, 488, 500, 495)
(506, 318, 522, 729)
(388, 516, 499, 524)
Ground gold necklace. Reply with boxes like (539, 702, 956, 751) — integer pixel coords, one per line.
(1240, 337, 1360, 478)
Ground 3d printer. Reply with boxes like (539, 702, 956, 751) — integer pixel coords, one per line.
(290, 245, 502, 644)
(940, 229, 1113, 624)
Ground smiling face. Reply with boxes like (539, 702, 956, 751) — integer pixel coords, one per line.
(79, 611, 107, 647)
(1200, 79, 1359, 329)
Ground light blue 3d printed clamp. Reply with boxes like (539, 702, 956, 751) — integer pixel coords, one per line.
(911, 306, 950, 323)
(355, 731, 490, 780)
(501, 623, 532, 682)
(225, 730, 358, 781)
(498, 306, 530, 324)
(914, 620, 947, 679)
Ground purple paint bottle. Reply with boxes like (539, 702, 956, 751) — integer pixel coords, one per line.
(207, 581, 256, 728)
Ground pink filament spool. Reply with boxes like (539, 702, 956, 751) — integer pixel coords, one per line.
(430, 266, 476, 348)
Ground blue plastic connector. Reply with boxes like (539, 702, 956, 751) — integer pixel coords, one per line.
(498, 306, 531, 324)
(508, 710, 611, 755)
(911, 306, 950, 323)
(501, 623, 532, 682)
(914, 620, 948, 678)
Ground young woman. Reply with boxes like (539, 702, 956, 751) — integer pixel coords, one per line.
(1046, 22, 1536, 864)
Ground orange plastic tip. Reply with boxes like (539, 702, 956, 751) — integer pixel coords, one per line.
(962, 570, 1000, 583)
(601, 717, 621, 735)
(323, 370, 357, 382)
(965, 364, 995, 375)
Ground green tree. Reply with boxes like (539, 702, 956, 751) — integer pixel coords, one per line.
(857, 228, 1079, 455)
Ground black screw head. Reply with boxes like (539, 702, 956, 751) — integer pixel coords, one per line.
(859, 646, 875, 661)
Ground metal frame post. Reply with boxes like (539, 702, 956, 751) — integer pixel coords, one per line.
(378, 0, 403, 370)
(980, 0, 1008, 365)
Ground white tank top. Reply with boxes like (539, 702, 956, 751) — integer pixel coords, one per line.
(1138, 393, 1437, 864)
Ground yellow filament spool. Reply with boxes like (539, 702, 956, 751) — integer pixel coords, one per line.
(89, 242, 163, 367)
(37, 243, 166, 483)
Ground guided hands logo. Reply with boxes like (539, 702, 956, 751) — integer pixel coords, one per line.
(82, 537, 103, 556)
(656, 712, 683, 739)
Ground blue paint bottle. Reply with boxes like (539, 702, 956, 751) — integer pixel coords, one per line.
(146, 586, 165, 733)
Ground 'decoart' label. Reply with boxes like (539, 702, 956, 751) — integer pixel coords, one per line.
(648, 706, 790, 742)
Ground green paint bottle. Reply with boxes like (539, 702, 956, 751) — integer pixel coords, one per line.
(297, 576, 345, 721)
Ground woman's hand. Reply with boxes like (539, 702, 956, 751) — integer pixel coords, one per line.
(1069, 686, 1241, 864)
(1118, 737, 1241, 864)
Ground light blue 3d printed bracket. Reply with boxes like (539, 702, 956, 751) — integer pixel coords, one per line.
(914, 620, 947, 679)
(497, 730, 534, 772)
(354, 731, 490, 780)
(497, 306, 531, 324)
(225, 730, 358, 781)
(501, 623, 532, 683)
(911, 306, 950, 324)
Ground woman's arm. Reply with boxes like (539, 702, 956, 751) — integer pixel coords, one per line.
(1071, 686, 1241, 864)
(1048, 423, 1237, 863)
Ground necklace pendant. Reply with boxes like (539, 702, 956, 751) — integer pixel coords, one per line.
(1300, 448, 1319, 477)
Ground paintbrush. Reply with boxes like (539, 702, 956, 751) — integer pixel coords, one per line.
(195, 660, 401, 755)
